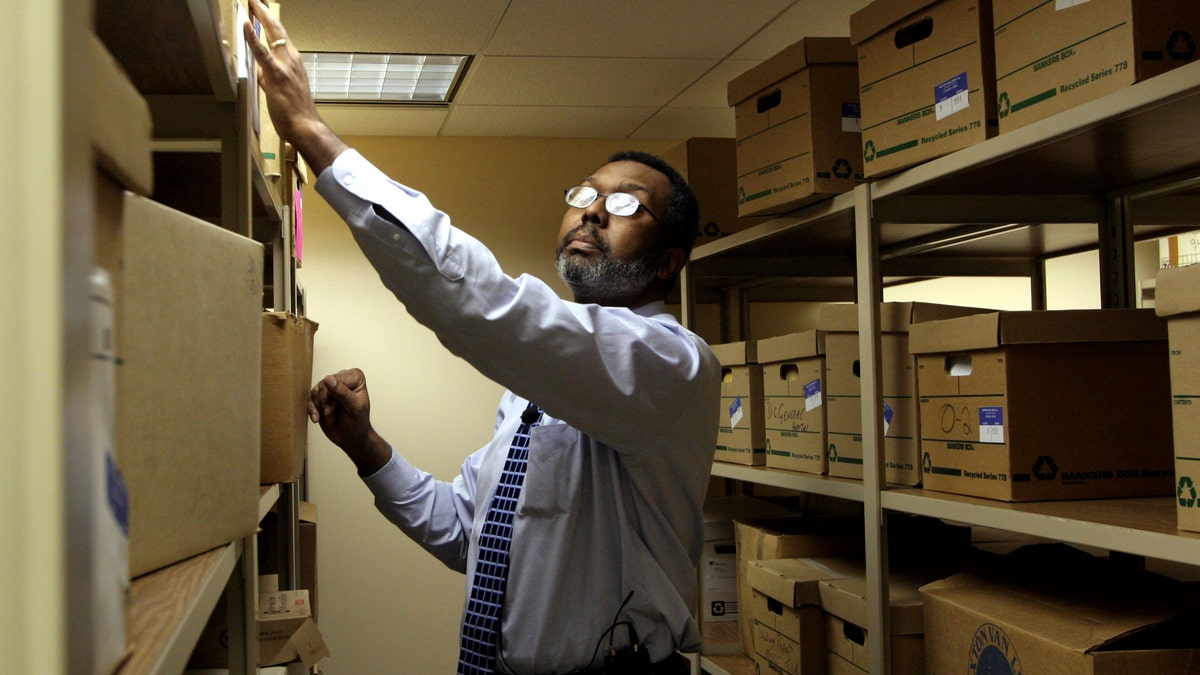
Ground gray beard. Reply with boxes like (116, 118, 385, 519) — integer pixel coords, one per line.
(556, 250, 659, 305)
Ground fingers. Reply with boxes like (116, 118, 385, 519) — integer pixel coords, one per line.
(308, 369, 367, 422)
(242, 0, 289, 67)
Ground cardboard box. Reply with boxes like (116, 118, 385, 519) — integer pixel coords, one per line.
(922, 544, 1200, 674)
(699, 497, 796, 655)
(714, 341, 766, 465)
(261, 312, 318, 484)
(89, 32, 152, 675)
(818, 302, 988, 485)
(659, 138, 773, 247)
(257, 2, 283, 175)
(758, 331, 828, 474)
(190, 578, 330, 669)
(993, 0, 1200, 133)
(727, 37, 864, 218)
(259, 501, 320, 620)
(812, 557, 931, 675)
(911, 309, 1174, 501)
(1154, 264, 1200, 532)
(116, 193, 263, 576)
(747, 558, 843, 674)
(850, 0, 998, 177)
(733, 517, 864, 659)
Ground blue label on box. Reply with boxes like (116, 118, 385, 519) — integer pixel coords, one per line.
(979, 406, 1005, 444)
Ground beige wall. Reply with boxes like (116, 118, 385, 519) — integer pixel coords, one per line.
(299, 135, 675, 675)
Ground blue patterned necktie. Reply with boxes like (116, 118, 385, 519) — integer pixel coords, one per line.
(457, 401, 542, 675)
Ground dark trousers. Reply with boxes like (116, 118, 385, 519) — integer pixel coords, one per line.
(599, 651, 689, 675)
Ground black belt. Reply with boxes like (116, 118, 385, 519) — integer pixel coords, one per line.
(599, 651, 689, 675)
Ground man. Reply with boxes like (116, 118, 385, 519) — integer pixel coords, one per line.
(245, 1, 720, 672)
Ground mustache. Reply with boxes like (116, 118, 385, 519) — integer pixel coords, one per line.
(558, 223, 610, 255)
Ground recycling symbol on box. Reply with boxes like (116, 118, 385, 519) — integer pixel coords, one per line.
(1032, 455, 1058, 481)
(1167, 31, 1197, 61)
(998, 92, 1011, 119)
(923, 452, 933, 475)
(702, 221, 721, 238)
(832, 158, 853, 179)
(863, 140, 876, 163)
(1179, 476, 1198, 508)
(828, 444, 839, 463)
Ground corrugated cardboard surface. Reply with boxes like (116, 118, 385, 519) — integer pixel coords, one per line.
(851, 0, 997, 177)
(748, 560, 832, 674)
(733, 517, 865, 659)
(116, 192, 263, 576)
(699, 497, 795, 655)
(733, 65, 863, 218)
(717, 361, 766, 465)
(921, 545, 1200, 674)
(909, 308, 1168, 354)
(90, 33, 153, 197)
(825, 615, 924, 675)
(261, 312, 318, 484)
(993, 0, 1200, 133)
(762, 352, 828, 474)
(1156, 264, 1200, 532)
(914, 310, 1173, 501)
(659, 137, 772, 246)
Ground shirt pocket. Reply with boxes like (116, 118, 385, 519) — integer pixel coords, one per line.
(520, 422, 579, 519)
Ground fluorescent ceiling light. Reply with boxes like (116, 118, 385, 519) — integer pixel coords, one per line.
(301, 52, 469, 103)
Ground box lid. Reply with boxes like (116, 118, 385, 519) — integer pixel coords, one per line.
(807, 557, 931, 635)
(89, 33, 153, 195)
(749, 558, 845, 608)
(817, 301, 987, 333)
(757, 330, 825, 363)
(909, 309, 1167, 354)
(850, 0, 942, 46)
(919, 544, 1198, 654)
(1155, 264, 1200, 318)
(712, 340, 758, 366)
(727, 37, 856, 106)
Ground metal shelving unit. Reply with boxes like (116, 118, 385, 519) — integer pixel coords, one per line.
(82, 0, 303, 672)
(685, 59, 1200, 675)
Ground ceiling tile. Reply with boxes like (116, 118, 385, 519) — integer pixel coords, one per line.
(442, 105, 659, 138)
(729, 0, 870, 59)
(483, 0, 798, 58)
(285, 0, 509, 53)
(668, 59, 761, 108)
(456, 56, 716, 107)
(316, 105, 449, 137)
(631, 107, 736, 140)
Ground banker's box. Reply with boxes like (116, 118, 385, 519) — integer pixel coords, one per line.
(261, 312, 319, 484)
(698, 497, 795, 655)
(727, 37, 863, 218)
(816, 557, 930, 675)
(993, 0, 1200, 134)
(758, 331, 828, 474)
(713, 341, 766, 465)
(116, 191, 263, 577)
(818, 302, 987, 486)
(910, 309, 1174, 502)
(850, 0, 998, 177)
(747, 558, 840, 675)
(733, 517, 864, 659)
(921, 544, 1200, 674)
(1154, 264, 1200, 533)
(660, 138, 772, 247)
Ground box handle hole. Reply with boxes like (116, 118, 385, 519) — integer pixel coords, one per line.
(945, 354, 973, 377)
(894, 16, 934, 49)
(757, 88, 782, 114)
(779, 364, 800, 381)
(842, 621, 866, 646)
(767, 597, 784, 617)
(722, 368, 733, 384)
(852, 359, 861, 378)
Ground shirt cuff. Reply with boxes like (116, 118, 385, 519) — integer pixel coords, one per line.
(361, 446, 423, 499)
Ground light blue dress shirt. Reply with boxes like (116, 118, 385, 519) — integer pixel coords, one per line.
(315, 150, 721, 673)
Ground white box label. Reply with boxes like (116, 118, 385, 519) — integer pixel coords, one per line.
(979, 406, 1005, 444)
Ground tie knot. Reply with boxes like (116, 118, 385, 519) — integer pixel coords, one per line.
(520, 402, 541, 425)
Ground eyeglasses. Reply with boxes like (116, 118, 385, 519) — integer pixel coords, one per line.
(564, 185, 660, 223)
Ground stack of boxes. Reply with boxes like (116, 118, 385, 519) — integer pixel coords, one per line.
(1155, 264, 1200, 534)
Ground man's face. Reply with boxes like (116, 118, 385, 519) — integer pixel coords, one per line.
(555, 160, 672, 306)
